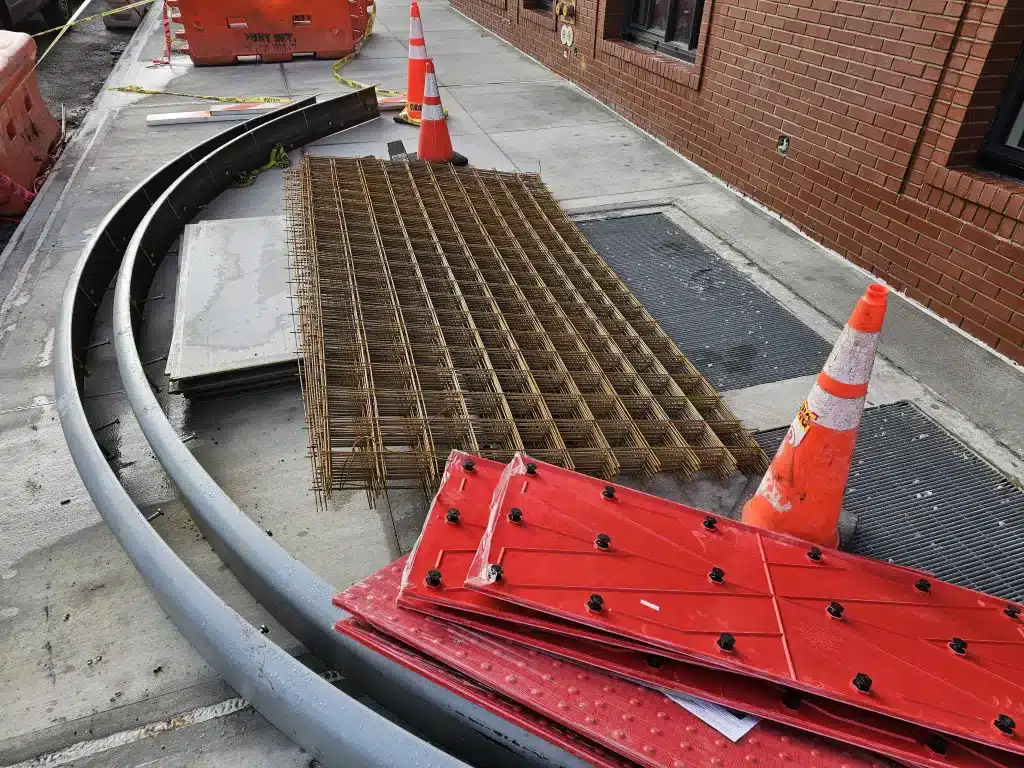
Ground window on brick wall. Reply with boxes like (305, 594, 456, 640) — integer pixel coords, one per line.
(621, 0, 703, 61)
(527, 0, 553, 10)
(981, 48, 1024, 179)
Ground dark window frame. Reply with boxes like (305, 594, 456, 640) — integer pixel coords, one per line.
(621, 0, 703, 62)
(980, 48, 1024, 179)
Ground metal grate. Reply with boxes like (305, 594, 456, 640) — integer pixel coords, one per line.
(580, 214, 832, 392)
(287, 158, 767, 505)
(756, 401, 1024, 601)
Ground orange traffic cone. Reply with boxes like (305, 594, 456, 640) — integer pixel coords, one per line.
(395, 1, 428, 126)
(742, 283, 889, 548)
(417, 60, 467, 166)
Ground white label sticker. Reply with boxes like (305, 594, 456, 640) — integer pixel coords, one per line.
(789, 399, 818, 448)
(663, 691, 759, 742)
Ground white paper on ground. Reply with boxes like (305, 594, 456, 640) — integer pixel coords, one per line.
(664, 691, 760, 742)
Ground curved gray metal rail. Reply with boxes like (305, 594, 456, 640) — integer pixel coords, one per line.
(62, 91, 590, 767)
(55, 92, 458, 768)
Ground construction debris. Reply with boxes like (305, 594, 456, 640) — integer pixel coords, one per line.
(146, 101, 279, 126)
(287, 157, 766, 505)
(335, 449, 1024, 768)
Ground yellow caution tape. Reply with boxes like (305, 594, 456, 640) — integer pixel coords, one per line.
(332, 6, 406, 99)
(33, 0, 156, 37)
(108, 85, 293, 104)
(233, 144, 290, 188)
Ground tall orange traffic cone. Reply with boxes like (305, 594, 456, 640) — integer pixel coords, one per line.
(418, 60, 467, 166)
(742, 283, 889, 548)
(395, 1, 428, 126)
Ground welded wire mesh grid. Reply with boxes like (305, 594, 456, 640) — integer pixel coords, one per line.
(287, 157, 767, 504)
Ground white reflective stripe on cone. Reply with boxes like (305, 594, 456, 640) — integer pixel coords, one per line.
(752, 467, 792, 514)
(409, 44, 427, 59)
(421, 102, 444, 121)
(423, 74, 440, 100)
(821, 327, 879, 386)
(805, 385, 866, 432)
(410, 17, 424, 40)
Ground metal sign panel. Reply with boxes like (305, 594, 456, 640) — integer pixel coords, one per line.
(398, 451, 702, 664)
(406, 596, 1017, 768)
(336, 561, 882, 768)
(466, 456, 1024, 755)
(334, 615, 629, 768)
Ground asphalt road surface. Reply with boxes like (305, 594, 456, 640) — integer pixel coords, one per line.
(0, 0, 143, 247)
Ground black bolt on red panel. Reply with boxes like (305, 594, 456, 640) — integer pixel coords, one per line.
(465, 455, 1024, 755)
(403, 593, 1020, 768)
(336, 561, 886, 768)
(397, 451, 704, 665)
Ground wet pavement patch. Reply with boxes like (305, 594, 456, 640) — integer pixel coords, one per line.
(580, 213, 831, 392)
(756, 401, 1024, 602)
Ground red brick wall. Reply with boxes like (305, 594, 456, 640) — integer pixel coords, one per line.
(448, 0, 1024, 363)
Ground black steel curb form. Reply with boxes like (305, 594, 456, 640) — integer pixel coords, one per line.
(60, 90, 588, 768)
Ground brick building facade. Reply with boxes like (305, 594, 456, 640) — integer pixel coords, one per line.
(447, 0, 1024, 363)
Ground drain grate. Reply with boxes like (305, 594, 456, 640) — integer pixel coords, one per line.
(756, 401, 1024, 602)
(580, 214, 832, 392)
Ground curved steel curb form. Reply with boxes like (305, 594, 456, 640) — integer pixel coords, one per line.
(56, 93, 459, 768)
(60, 91, 589, 767)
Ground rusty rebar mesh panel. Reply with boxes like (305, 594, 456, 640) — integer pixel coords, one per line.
(287, 157, 767, 504)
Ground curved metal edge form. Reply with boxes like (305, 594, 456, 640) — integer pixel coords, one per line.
(110, 91, 592, 768)
(56, 94, 462, 768)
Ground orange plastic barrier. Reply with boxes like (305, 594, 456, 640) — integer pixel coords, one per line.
(0, 32, 60, 217)
(167, 0, 371, 65)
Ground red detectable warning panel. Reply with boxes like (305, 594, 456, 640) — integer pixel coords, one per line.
(464, 456, 1024, 755)
(334, 616, 631, 768)
(405, 595, 1018, 768)
(398, 450, 704, 665)
(336, 560, 885, 768)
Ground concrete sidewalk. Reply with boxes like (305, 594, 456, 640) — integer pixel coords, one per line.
(0, 0, 1022, 765)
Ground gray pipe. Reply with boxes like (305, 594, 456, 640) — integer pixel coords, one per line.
(108, 94, 591, 767)
(54, 96, 465, 768)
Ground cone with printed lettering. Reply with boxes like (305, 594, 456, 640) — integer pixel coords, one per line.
(395, 1, 428, 126)
(417, 60, 468, 166)
(742, 283, 889, 548)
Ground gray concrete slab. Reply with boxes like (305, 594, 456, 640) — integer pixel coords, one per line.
(418, 28, 521, 55)
(305, 132, 520, 172)
(164, 62, 292, 100)
(490, 122, 703, 200)
(433, 51, 559, 86)
(344, 29, 409, 59)
(447, 80, 620, 133)
(721, 376, 817, 433)
(196, 167, 288, 222)
(167, 217, 296, 385)
(309, 89, 483, 146)
(669, 185, 1024, 463)
(374, 5, 481, 33)
(281, 57, 407, 98)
